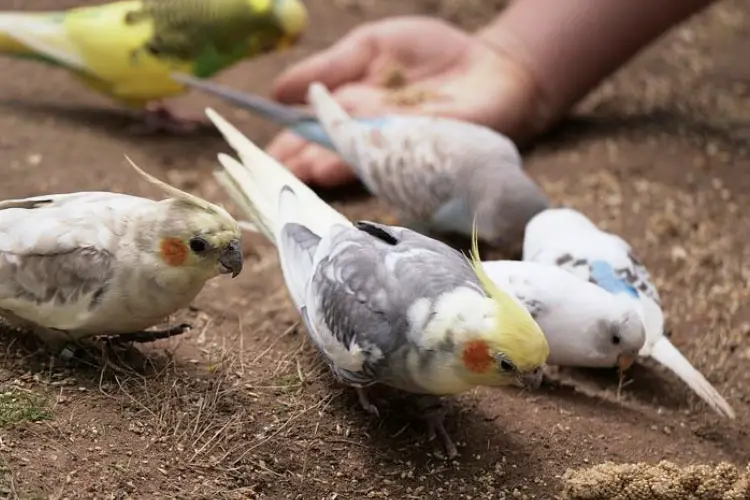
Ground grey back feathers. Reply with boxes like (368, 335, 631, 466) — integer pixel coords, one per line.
(301, 221, 484, 386)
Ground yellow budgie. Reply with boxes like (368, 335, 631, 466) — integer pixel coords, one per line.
(0, 0, 308, 134)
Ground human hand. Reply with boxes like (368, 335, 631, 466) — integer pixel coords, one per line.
(267, 16, 540, 188)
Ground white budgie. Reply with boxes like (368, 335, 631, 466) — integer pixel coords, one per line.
(523, 207, 735, 419)
(482, 259, 645, 371)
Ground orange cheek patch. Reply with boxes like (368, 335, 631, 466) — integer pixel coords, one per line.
(462, 340, 493, 373)
(160, 238, 188, 267)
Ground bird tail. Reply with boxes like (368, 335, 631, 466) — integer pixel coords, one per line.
(649, 337, 735, 419)
(306, 82, 356, 140)
(206, 107, 352, 246)
(0, 12, 85, 69)
(171, 73, 315, 127)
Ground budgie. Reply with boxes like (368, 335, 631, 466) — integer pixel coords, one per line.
(205, 106, 550, 458)
(0, 157, 243, 354)
(482, 259, 645, 371)
(523, 207, 735, 419)
(0, 0, 308, 134)
(172, 74, 550, 255)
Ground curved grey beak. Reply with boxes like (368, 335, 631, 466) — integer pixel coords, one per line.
(219, 239, 243, 278)
(518, 367, 545, 390)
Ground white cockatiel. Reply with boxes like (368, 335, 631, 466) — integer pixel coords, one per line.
(481, 260, 646, 370)
(523, 207, 736, 419)
(0, 159, 244, 352)
(172, 73, 550, 255)
(204, 107, 550, 459)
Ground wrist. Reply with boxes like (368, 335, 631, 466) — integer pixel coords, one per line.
(472, 25, 560, 145)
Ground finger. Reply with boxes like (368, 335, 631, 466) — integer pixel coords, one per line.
(288, 144, 356, 189)
(265, 129, 309, 160)
(273, 26, 377, 104)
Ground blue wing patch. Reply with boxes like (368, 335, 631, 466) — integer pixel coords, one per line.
(589, 260, 640, 298)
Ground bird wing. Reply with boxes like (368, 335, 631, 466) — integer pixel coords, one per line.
(524, 210, 662, 306)
(304, 221, 482, 386)
(0, 192, 147, 330)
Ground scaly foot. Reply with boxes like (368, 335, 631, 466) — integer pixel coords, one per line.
(416, 396, 458, 459)
(355, 386, 380, 417)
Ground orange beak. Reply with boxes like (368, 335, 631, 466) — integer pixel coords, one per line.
(617, 354, 636, 374)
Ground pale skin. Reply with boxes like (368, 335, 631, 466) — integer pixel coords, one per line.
(266, 0, 718, 188)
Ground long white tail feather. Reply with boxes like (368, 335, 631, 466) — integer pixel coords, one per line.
(214, 154, 277, 243)
(205, 107, 352, 240)
(649, 337, 735, 419)
(0, 13, 86, 70)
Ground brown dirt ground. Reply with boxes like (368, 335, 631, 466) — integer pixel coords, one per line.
(1, 0, 750, 498)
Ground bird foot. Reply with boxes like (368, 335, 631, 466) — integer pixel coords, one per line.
(355, 387, 380, 417)
(128, 105, 202, 136)
(106, 323, 192, 345)
(416, 396, 458, 459)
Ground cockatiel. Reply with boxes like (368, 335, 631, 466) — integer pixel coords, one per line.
(0, 0, 308, 134)
(523, 207, 736, 419)
(205, 106, 550, 458)
(481, 260, 645, 371)
(172, 74, 550, 255)
(0, 158, 243, 353)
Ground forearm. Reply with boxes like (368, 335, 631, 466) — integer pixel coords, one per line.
(475, 0, 718, 134)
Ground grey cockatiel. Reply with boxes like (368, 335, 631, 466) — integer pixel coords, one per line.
(172, 73, 550, 255)
(0, 158, 243, 353)
(204, 107, 550, 459)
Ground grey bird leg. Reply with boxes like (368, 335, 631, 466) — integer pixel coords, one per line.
(107, 323, 192, 345)
(415, 395, 458, 459)
(355, 387, 380, 417)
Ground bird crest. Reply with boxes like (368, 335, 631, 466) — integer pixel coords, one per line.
(465, 219, 550, 368)
(123, 155, 236, 225)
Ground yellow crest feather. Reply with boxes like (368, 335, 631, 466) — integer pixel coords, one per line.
(466, 220, 550, 370)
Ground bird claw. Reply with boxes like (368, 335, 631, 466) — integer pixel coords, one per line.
(355, 387, 380, 417)
(416, 397, 458, 459)
(128, 104, 202, 136)
(424, 412, 458, 459)
(107, 323, 192, 345)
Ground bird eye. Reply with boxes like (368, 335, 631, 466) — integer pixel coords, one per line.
(612, 334, 621, 345)
(189, 237, 209, 253)
(500, 359, 516, 372)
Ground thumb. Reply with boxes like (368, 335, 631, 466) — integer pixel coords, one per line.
(273, 26, 377, 104)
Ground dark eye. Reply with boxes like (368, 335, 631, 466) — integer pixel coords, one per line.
(189, 237, 209, 253)
(500, 359, 516, 372)
(612, 334, 621, 345)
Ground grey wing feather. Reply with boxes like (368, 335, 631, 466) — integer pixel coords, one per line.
(308, 222, 482, 385)
(0, 248, 115, 330)
(278, 223, 321, 310)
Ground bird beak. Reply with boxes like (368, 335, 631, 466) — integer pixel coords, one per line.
(617, 353, 636, 374)
(518, 367, 544, 390)
(219, 239, 243, 278)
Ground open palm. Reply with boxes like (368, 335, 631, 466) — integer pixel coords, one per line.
(267, 16, 535, 188)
